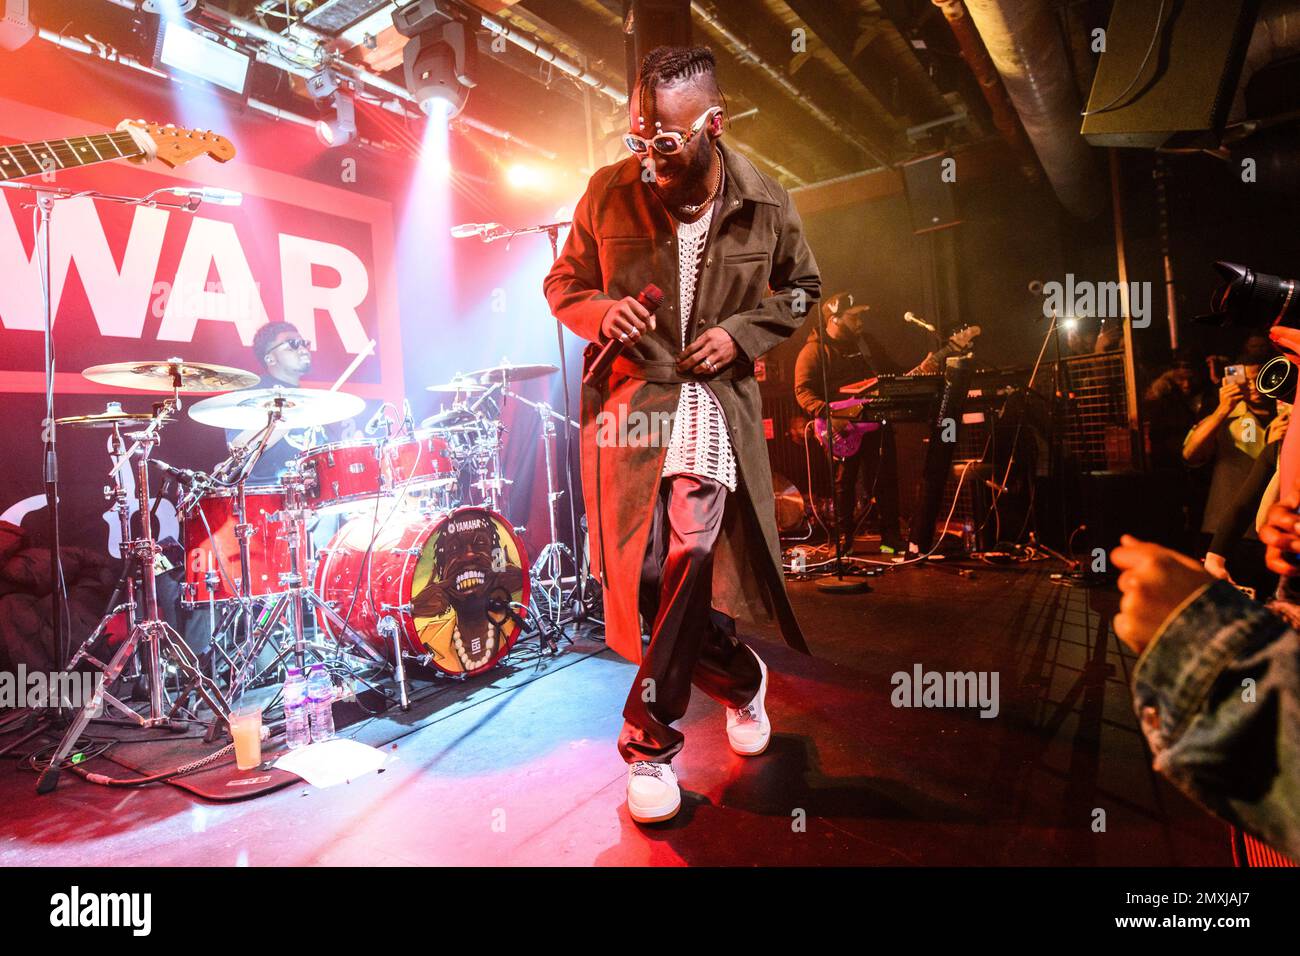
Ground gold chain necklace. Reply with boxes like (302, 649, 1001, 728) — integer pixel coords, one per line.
(679, 148, 721, 216)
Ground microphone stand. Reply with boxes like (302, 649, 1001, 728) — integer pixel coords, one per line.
(465, 220, 595, 627)
(815, 312, 870, 594)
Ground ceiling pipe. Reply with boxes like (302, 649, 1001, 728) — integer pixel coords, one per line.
(960, 0, 1105, 218)
(198, 2, 628, 108)
(470, 5, 627, 105)
(100, 1, 786, 178)
(690, 0, 891, 168)
(36, 18, 559, 162)
(931, 0, 1040, 183)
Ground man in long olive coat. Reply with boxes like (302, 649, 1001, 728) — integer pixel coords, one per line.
(543, 45, 817, 823)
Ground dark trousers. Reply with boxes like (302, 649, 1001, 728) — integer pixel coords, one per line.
(833, 425, 900, 542)
(618, 474, 762, 764)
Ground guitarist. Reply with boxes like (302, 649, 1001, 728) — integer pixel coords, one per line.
(794, 293, 906, 555)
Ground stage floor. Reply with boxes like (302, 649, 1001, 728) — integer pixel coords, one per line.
(0, 555, 1231, 866)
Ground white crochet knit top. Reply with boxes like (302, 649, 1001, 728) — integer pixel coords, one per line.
(661, 207, 737, 491)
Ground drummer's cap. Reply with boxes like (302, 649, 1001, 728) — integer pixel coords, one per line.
(252, 321, 300, 368)
(823, 292, 853, 319)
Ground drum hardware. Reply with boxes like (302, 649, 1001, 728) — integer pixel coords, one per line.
(39, 372, 235, 794)
(217, 470, 387, 712)
(498, 384, 595, 632)
(376, 615, 410, 712)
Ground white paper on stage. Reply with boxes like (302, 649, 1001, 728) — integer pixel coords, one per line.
(274, 737, 387, 788)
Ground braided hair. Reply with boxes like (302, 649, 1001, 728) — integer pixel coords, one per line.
(634, 45, 723, 130)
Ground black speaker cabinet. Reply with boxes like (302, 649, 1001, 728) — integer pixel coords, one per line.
(1082, 0, 1261, 149)
(902, 151, 960, 235)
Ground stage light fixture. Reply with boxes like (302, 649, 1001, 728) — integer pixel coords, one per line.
(142, 0, 198, 14)
(316, 90, 357, 147)
(305, 66, 342, 101)
(158, 20, 250, 94)
(392, 0, 476, 119)
(307, 66, 357, 148)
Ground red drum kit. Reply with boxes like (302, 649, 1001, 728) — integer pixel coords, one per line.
(41, 355, 584, 779)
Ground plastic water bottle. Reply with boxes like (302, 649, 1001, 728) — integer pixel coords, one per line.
(282, 667, 310, 750)
(306, 664, 336, 743)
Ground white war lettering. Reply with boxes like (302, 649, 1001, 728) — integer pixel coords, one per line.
(0, 196, 371, 352)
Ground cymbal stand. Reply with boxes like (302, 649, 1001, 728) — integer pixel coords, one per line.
(63, 422, 147, 722)
(473, 222, 589, 608)
(507, 388, 582, 629)
(38, 381, 233, 794)
(178, 415, 278, 699)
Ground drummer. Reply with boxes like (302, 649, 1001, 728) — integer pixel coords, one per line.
(227, 321, 329, 482)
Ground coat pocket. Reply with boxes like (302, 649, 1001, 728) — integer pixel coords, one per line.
(597, 236, 658, 299)
(712, 251, 772, 315)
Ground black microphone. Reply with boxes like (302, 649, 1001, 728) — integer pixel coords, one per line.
(583, 284, 665, 387)
(152, 459, 203, 485)
(402, 398, 415, 436)
(363, 403, 391, 437)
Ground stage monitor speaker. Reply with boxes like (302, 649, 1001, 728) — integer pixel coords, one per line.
(1081, 0, 1261, 149)
(902, 152, 960, 235)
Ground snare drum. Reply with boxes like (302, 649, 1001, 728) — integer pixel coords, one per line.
(314, 507, 529, 676)
(180, 485, 303, 605)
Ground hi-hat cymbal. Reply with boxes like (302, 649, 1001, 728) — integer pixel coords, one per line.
(83, 359, 260, 393)
(467, 362, 558, 383)
(425, 378, 487, 394)
(56, 404, 158, 429)
(188, 387, 364, 430)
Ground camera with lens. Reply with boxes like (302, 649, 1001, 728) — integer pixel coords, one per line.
(1257, 354, 1297, 404)
(1205, 262, 1300, 328)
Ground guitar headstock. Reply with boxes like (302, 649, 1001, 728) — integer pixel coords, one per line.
(130, 122, 236, 168)
(952, 325, 981, 349)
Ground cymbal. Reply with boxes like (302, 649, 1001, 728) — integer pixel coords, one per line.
(83, 359, 260, 392)
(187, 387, 365, 430)
(56, 405, 158, 429)
(420, 406, 478, 428)
(425, 378, 487, 394)
(467, 362, 558, 384)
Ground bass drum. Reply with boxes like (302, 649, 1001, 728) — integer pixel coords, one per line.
(314, 507, 530, 677)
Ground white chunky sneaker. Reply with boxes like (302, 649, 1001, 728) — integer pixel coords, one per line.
(626, 761, 681, 824)
(725, 652, 770, 756)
